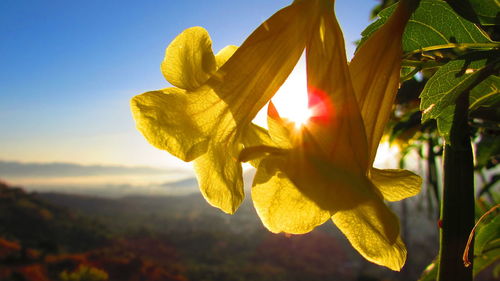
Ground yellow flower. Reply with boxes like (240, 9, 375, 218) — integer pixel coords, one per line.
(130, 0, 320, 214)
(247, 0, 421, 271)
(131, 0, 421, 271)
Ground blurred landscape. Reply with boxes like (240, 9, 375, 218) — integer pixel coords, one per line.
(0, 161, 442, 281)
(0, 160, 197, 198)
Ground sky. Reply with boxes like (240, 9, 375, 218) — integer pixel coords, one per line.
(1, 0, 377, 171)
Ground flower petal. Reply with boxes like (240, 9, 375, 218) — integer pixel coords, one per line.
(241, 123, 276, 149)
(208, 0, 319, 124)
(370, 168, 421, 201)
(349, 2, 411, 164)
(215, 45, 238, 69)
(130, 86, 235, 161)
(161, 26, 217, 90)
(194, 144, 243, 214)
(253, 149, 377, 233)
(309, 154, 407, 270)
(266, 102, 293, 149)
(239, 123, 283, 165)
(131, 88, 206, 161)
(305, 5, 370, 172)
(134, 1, 321, 217)
(332, 197, 407, 271)
(252, 157, 331, 234)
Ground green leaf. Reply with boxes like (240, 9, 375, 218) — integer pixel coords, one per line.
(401, 66, 418, 81)
(434, 107, 454, 141)
(471, 210, 500, 277)
(475, 133, 500, 169)
(473, 240, 500, 277)
(475, 215, 500, 255)
(469, 75, 500, 110)
(447, 0, 500, 26)
(419, 51, 500, 142)
(359, 0, 493, 54)
(418, 218, 500, 279)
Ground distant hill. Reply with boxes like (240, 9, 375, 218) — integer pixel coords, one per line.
(0, 160, 174, 177)
(159, 177, 197, 189)
(37, 189, 263, 235)
(0, 182, 189, 281)
(0, 181, 109, 253)
(0, 161, 257, 198)
(0, 160, 199, 198)
(0, 181, 442, 281)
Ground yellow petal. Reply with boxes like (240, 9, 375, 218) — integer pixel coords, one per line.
(130, 86, 235, 162)
(349, 2, 411, 164)
(161, 26, 216, 90)
(241, 123, 275, 149)
(253, 151, 378, 233)
(239, 145, 286, 163)
(252, 157, 331, 234)
(239, 123, 283, 166)
(134, 1, 321, 218)
(215, 45, 238, 69)
(194, 144, 243, 214)
(131, 88, 207, 161)
(305, 5, 369, 172)
(370, 168, 421, 201)
(208, 0, 319, 124)
(308, 155, 408, 270)
(332, 197, 407, 271)
(266, 102, 293, 149)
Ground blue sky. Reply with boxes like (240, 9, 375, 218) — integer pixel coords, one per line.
(0, 0, 376, 169)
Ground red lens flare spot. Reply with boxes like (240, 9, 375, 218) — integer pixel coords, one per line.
(307, 86, 336, 125)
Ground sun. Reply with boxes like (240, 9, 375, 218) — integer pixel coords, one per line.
(271, 56, 311, 128)
(252, 55, 312, 129)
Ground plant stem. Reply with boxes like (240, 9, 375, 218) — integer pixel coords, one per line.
(406, 42, 500, 57)
(423, 136, 440, 219)
(437, 90, 475, 281)
(401, 59, 444, 68)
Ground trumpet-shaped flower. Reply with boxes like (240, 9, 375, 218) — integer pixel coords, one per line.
(246, 0, 421, 271)
(131, 0, 421, 272)
(131, 0, 320, 214)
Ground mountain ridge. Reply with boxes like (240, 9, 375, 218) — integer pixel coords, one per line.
(0, 160, 179, 177)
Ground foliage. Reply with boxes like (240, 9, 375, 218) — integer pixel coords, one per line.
(472, 204, 500, 276)
(0, 182, 437, 281)
(420, 50, 499, 143)
(360, 0, 493, 53)
(365, 0, 499, 279)
(447, 0, 500, 26)
(0, 182, 109, 253)
(60, 266, 108, 281)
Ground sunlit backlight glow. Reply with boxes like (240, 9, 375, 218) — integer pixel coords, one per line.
(271, 55, 311, 128)
(253, 55, 332, 129)
(292, 108, 313, 128)
(373, 141, 401, 169)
